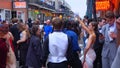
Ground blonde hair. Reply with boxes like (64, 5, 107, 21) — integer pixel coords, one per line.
(18, 23, 26, 31)
(18, 23, 31, 38)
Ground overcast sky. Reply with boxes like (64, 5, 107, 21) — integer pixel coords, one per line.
(65, 0, 87, 18)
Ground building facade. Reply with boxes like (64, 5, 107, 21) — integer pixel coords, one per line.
(0, 0, 73, 22)
(86, 0, 120, 18)
(96, 0, 120, 18)
(0, 0, 12, 21)
(28, 0, 55, 23)
(12, 0, 28, 22)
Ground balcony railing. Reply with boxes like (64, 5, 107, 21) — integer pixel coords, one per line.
(36, 1, 55, 10)
(29, 0, 55, 11)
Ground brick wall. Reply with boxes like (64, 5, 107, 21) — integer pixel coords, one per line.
(0, 0, 12, 9)
(13, 8, 28, 21)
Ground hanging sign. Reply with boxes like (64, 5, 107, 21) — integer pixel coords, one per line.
(13, 2, 26, 8)
(96, 1, 110, 11)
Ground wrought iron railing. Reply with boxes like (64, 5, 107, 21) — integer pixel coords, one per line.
(28, 0, 55, 10)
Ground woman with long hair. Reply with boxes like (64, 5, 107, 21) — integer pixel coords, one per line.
(1, 21, 14, 51)
(26, 25, 43, 68)
(17, 22, 30, 68)
(0, 24, 16, 68)
(77, 17, 97, 68)
(0, 24, 9, 68)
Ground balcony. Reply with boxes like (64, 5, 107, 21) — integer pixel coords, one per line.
(36, 1, 55, 10)
(28, 0, 55, 11)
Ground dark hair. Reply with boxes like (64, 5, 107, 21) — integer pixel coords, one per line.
(12, 18, 18, 23)
(52, 17, 63, 30)
(19, 19, 23, 22)
(88, 19, 94, 25)
(0, 24, 9, 34)
(31, 25, 39, 35)
(65, 20, 72, 30)
(102, 18, 106, 21)
(71, 21, 81, 36)
(90, 21, 98, 32)
(105, 11, 115, 19)
(18, 23, 26, 31)
(116, 15, 120, 19)
(97, 17, 102, 22)
(84, 15, 89, 19)
(97, 18, 106, 24)
(28, 18, 32, 23)
(1, 20, 6, 24)
(63, 20, 81, 36)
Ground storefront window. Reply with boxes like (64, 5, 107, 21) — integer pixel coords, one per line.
(5, 10, 11, 21)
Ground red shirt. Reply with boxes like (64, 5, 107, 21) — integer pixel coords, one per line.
(9, 38, 14, 52)
(0, 38, 8, 68)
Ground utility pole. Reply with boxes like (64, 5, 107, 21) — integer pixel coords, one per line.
(93, 0, 97, 21)
(86, 0, 94, 19)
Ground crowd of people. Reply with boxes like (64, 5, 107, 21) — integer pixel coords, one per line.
(0, 10, 120, 68)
